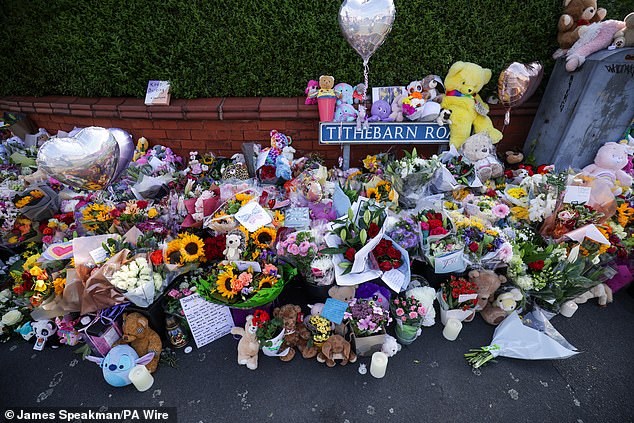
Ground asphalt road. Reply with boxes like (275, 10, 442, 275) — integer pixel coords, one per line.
(1, 289, 633, 423)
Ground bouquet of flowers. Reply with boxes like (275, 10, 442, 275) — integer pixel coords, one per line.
(386, 149, 441, 209)
(276, 230, 320, 276)
(541, 203, 605, 240)
(13, 185, 60, 222)
(438, 275, 478, 324)
(252, 309, 288, 356)
(372, 239, 403, 271)
(388, 215, 422, 259)
(81, 202, 117, 234)
(344, 298, 392, 338)
(450, 212, 513, 267)
(305, 314, 332, 347)
(108, 255, 164, 307)
(417, 209, 452, 243)
(391, 295, 427, 344)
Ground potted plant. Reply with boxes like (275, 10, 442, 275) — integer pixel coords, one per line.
(344, 298, 392, 357)
(253, 310, 287, 357)
(390, 295, 427, 345)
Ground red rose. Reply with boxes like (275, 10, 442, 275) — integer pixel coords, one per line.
(428, 219, 442, 230)
(430, 227, 448, 236)
(379, 261, 393, 271)
(485, 189, 497, 197)
(13, 285, 25, 295)
(468, 242, 479, 252)
(110, 208, 121, 218)
(344, 247, 356, 262)
(374, 243, 388, 257)
(42, 227, 54, 235)
(368, 222, 380, 238)
(150, 250, 164, 265)
(528, 260, 545, 271)
(137, 200, 149, 209)
(392, 260, 402, 268)
(387, 246, 401, 260)
(434, 213, 442, 220)
(504, 170, 514, 179)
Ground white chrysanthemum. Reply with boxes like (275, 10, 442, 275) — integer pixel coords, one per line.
(515, 275, 534, 290)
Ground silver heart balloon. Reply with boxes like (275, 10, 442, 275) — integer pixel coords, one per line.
(339, 0, 396, 63)
(109, 127, 135, 182)
(37, 126, 120, 190)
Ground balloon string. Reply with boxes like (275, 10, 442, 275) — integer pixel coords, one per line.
(363, 58, 369, 102)
(503, 109, 511, 129)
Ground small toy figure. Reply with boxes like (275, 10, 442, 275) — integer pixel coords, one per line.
(32, 320, 58, 350)
(316, 335, 357, 367)
(86, 345, 155, 387)
(367, 100, 394, 122)
(353, 83, 366, 104)
(133, 137, 149, 161)
(230, 315, 260, 370)
(223, 230, 245, 262)
(305, 79, 320, 105)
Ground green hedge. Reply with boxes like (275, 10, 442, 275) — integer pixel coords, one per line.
(0, 0, 630, 98)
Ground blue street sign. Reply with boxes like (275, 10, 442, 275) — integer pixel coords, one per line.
(319, 122, 450, 145)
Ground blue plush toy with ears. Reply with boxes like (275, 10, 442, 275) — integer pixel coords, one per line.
(86, 345, 155, 387)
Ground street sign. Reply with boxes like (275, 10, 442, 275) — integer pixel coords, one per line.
(319, 122, 450, 145)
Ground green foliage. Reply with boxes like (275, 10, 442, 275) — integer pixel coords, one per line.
(0, 0, 630, 98)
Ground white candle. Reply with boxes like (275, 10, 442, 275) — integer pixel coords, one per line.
(129, 365, 154, 392)
(560, 301, 578, 318)
(442, 318, 462, 341)
(370, 352, 388, 378)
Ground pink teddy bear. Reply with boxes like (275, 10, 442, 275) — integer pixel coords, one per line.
(305, 80, 319, 105)
(582, 142, 633, 195)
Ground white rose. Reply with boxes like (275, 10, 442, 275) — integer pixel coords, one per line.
(0, 289, 11, 303)
(1, 310, 22, 326)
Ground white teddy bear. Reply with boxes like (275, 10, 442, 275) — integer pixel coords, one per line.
(461, 132, 504, 182)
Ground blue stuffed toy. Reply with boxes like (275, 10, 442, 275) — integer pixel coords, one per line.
(334, 83, 354, 106)
(334, 103, 358, 123)
(86, 345, 155, 387)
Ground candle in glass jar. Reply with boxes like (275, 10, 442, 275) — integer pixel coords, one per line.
(129, 365, 154, 392)
(370, 352, 388, 378)
(560, 301, 578, 318)
(442, 318, 462, 341)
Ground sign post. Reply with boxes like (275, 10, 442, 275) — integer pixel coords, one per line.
(319, 122, 450, 169)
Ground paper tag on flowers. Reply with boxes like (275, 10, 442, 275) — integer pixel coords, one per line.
(284, 207, 311, 228)
(234, 202, 272, 232)
(458, 293, 478, 303)
(563, 186, 591, 204)
(89, 247, 109, 264)
(321, 298, 348, 325)
(382, 269, 406, 293)
(434, 250, 466, 274)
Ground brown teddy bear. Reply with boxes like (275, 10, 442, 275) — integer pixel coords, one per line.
(468, 270, 510, 325)
(317, 335, 357, 367)
(115, 312, 162, 373)
(273, 304, 318, 362)
(327, 285, 357, 336)
(557, 0, 606, 50)
(230, 315, 259, 370)
(613, 13, 634, 48)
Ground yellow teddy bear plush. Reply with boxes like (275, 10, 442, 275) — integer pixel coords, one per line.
(441, 61, 503, 149)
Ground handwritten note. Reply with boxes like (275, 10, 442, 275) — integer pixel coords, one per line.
(144, 80, 171, 105)
(180, 294, 234, 348)
(458, 293, 478, 303)
(284, 207, 310, 228)
(434, 250, 466, 274)
(89, 247, 109, 265)
(321, 298, 349, 325)
(234, 202, 272, 232)
(563, 185, 591, 204)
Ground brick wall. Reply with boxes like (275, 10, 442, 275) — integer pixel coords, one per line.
(0, 96, 539, 166)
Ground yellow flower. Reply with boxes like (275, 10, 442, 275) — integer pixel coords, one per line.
(507, 187, 528, 199)
(238, 225, 250, 240)
(347, 170, 362, 180)
(363, 155, 378, 172)
(165, 239, 183, 264)
(258, 275, 278, 290)
(485, 229, 499, 237)
(216, 268, 237, 299)
(511, 206, 529, 220)
(69, 258, 75, 268)
(616, 203, 634, 227)
(235, 193, 253, 206)
(31, 190, 44, 199)
(366, 187, 380, 201)
(444, 201, 457, 210)
(53, 277, 66, 296)
(15, 196, 33, 208)
(452, 188, 470, 201)
(273, 210, 284, 227)
(8, 236, 18, 244)
(388, 189, 395, 202)
(178, 233, 205, 263)
(251, 250, 260, 260)
(252, 227, 276, 249)
(147, 208, 158, 219)
(23, 254, 41, 271)
(33, 279, 48, 292)
(29, 265, 46, 278)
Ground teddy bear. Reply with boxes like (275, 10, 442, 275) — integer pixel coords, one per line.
(389, 94, 406, 122)
(402, 81, 441, 122)
(328, 285, 356, 335)
(353, 83, 366, 104)
(582, 142, 633, 195)
(460, 133, 505, 182)
(31, 320, 59, 350)
(565, 20, 627, 72)
(441, 62, 503, 149)
(573, 283, 613, 306)
(317, 75, 336, 98)
(436, 108, 452, 126)
(381, 334, 401, 357)
(556, 0, 607, 51)
(613, 13, 634, 48)
(230, 315, 260, 370)
(481, 288, 523, 325)
(469, 269, 507, 310)
(305, 79, 319, 105)
(273, 304, 318, 362)
(368, 100, 394, 122)
(421, 74, 444, 102)
(114, 312, 162, 373)
(223, 230, 245, 262)
(317, 334, 357, 367)
(504, 150, 524, 166)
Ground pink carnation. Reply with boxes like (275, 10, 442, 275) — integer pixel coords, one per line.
(288, 243, 300, 255)
(298, 241, 311, 256)
(395, 308, 404, 316)
(409, 311, 418, 319)
(492, 203, 510, 218)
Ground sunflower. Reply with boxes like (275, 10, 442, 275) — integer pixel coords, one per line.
(215, 268, 237, 299)
(252, 227, 276, 249)
(179, 233, 206, 263)
(165, 239, 183, 264)
(235, 193, 254, 206)
(366, 187, 380, 201)
(258, 275, 278, 290)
